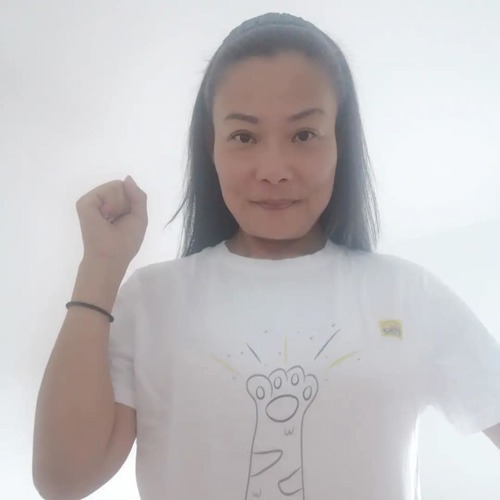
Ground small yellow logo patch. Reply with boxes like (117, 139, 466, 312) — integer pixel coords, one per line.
(379, 320, 403, 339)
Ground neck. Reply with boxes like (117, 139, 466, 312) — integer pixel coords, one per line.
(226, 226, 327, 260)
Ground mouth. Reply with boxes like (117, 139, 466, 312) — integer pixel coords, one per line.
(252, 200, 297, 210)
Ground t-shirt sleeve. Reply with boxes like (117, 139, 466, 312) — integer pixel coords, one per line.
(421, 268, 500, 435)
(107, 269, 140, 409)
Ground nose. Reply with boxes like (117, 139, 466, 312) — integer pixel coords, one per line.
(255, 144, 293, 184)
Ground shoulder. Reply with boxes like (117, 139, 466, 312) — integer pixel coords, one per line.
(337, 244, 428, 286)
(129, 242, 221, 289)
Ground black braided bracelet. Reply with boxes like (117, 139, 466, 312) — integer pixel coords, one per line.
(66, 301, 115, 323)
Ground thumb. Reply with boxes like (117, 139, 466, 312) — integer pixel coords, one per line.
(123, 175, 147, 217)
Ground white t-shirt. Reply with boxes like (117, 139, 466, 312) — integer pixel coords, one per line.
(108, 239, 500, 500)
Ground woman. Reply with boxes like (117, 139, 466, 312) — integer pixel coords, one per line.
(33, 12, 500, 500)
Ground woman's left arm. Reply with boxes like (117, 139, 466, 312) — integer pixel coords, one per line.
(419, 267, 500, 443)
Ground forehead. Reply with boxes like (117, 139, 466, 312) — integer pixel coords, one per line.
(212, 52, 337, 120)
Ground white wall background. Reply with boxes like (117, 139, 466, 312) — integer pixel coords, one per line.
(1, 0, 499, 498)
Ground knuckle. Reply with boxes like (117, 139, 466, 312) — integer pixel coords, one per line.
(75, 197, 86, 209)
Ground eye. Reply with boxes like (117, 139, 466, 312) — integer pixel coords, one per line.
(230, 132, 255, 144)
(294, 130, 318, 142)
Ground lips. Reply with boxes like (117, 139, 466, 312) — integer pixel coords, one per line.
(254, 200, 296, 210)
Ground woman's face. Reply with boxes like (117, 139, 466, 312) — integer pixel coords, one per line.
(212, 51, 338, 242)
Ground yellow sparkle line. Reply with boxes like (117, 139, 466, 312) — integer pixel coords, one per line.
(285, 335, 288, 365)
(211, 355, 240, 376)
(328, 351, 359, 369)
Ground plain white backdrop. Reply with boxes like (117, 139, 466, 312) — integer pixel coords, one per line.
(1, 0, 499, 498)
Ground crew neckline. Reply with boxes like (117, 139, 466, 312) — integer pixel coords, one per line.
(210, 238, 339, 272)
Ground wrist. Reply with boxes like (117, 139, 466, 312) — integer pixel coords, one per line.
(71, 258, 128, 313)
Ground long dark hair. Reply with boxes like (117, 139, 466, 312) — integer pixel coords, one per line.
(167, 12, 380, 257)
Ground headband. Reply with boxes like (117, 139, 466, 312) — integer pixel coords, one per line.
(222, 12, 325, 47)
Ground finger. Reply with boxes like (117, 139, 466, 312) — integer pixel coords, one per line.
(123, 176, 147, 220)
(97, 181, 130, 218)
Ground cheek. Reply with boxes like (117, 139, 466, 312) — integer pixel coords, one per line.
(312, 181, 335, 216)
(214, 158, 249, 207)
(306, 162, 337, 201)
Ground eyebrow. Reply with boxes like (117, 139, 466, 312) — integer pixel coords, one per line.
(223, 107, 325, 124)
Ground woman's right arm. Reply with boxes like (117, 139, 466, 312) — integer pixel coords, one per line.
(33, 175, 148, 498)
(32, 257, 137, 499)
